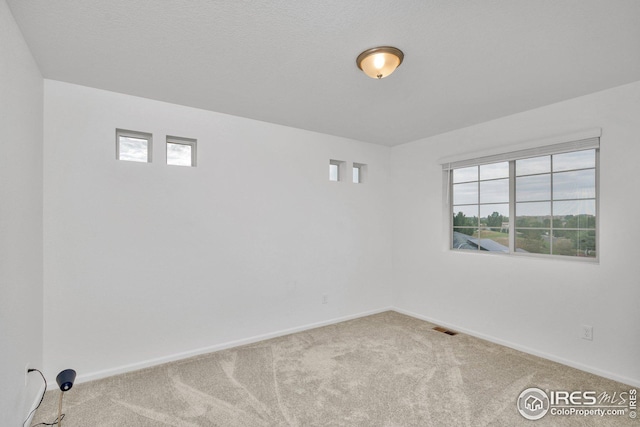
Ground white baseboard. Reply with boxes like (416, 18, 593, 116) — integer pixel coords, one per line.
(57, 306, 639, 391)
(24, 381, 46, 426)
(391, 307, 640, 389)
(70, 306, 394, 388)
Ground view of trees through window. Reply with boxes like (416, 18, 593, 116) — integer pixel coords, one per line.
(451, 149, 597, 258)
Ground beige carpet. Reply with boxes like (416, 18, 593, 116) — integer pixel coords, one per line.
(32, 311, 637, 426)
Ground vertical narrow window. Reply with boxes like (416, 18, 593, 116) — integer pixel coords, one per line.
(329, 159, 344, 182)
(452, 162, 509, 252)
(515, 149, 596, 257)
(166, 136, 197, 167)
(329, 163, 339, 181)
(353, 163, 367, 183)
(515, 155, 552, 254)
(116, 129, 152, 163)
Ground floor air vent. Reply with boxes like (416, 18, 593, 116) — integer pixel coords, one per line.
(433, 326, 458, 336)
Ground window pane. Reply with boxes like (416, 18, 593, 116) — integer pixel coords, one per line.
(553, 169, 595, 200)
(478, 230, 509, 252)
(453, 206, 478, 227)
(551, 230, 596, 257)
(118, 136, 148, 162)
(553, 212, 596, 229)
(480, 203, 510, 217)
(353, 167, 360, 183)
(453, 182, 478, 205)
(453, 166, 478, 183)
(329, 163, 338, 181)
(480, 204, 509, 229)
(453, 228, 479, 250)
(553, 199, 596, 217)
(480, 162, 509, 180)
(553, 149, 595, 172)
(516, 155, 550, 176)
(516, 174, 550, 202)
(167, 142, 192, 166)
(453, 228, 509, 252)
(553, 199, 596, 219)
(480, 178, 509, 203)
(516, 202, 551, 227)
(515, 229, 551, 254)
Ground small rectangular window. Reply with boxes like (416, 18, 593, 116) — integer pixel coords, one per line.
(116, 129, 152, 163)
(353, 162, 367, 183)
(329, 163, 339, 181)
(166, 136, 197, 167)
(329, 159, 344, 182)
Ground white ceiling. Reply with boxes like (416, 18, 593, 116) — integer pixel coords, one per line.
(7, 0, 640, 146)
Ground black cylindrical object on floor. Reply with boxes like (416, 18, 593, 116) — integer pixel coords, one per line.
(56, 369, 76, 391)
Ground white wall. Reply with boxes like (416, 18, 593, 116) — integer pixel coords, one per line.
(43, 80, 392, 382)
(42, 78, 640, 389)
(391, 80, 640, 387)
(0, 0, 44, 424)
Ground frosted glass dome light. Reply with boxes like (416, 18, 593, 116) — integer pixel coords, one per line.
(356, 46, 404, 79)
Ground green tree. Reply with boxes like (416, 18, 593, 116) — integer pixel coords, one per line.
(486, 211, 503, 230)
(453, 211, 476, 236)
(517, 229, 550, 254)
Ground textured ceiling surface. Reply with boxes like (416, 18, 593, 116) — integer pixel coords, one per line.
(7, 0, 640, 146)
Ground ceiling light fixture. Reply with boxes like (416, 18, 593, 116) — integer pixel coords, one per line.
(356, 46, 404, 79)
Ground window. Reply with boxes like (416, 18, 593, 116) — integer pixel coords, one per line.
(353, 163, 367, 183)
(452, 162, 510, 252)
(329, 159, 345, 182)
(446, 136, 598, 260)
(329, 163, 339, 181)
(166, 136, 197, 167)
(116, 129, 152, 162)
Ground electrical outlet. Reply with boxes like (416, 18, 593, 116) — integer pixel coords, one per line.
(24, 363, 30, 387)
(322, 294, 328, 304)
(581, 325, 593, 341)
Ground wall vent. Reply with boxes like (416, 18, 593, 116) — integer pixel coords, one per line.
(433, 326, 458, 336)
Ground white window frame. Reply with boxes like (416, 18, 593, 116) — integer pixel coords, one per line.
(166, 135, 197, 167)
(441, 130, 600, 262)
(116, 129, 152, 163)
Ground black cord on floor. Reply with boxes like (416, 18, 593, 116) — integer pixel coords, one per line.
(22, 369, 66, 427)
(22, 369, 46, 427)
(30, 413, 65, 426)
